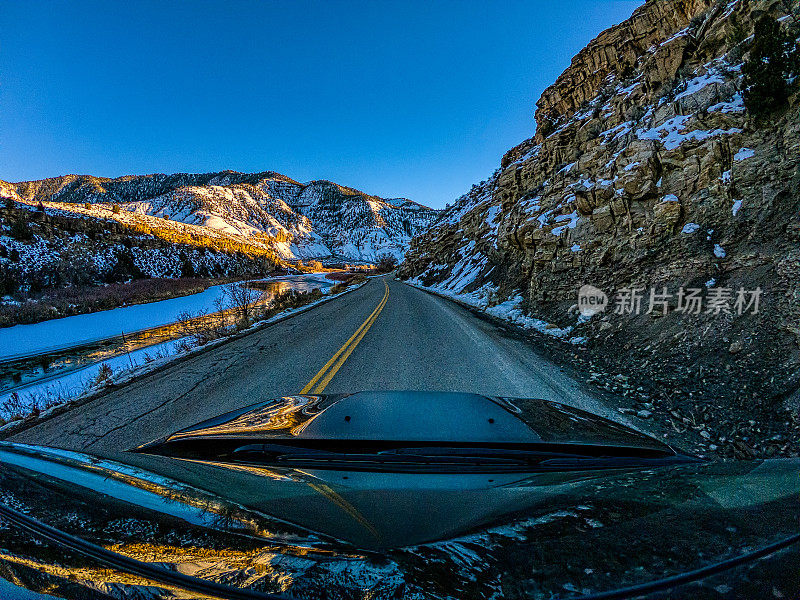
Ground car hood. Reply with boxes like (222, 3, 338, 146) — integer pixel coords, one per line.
(0, 392, 798, 599)
(0, 442, 798, 599)
(133, 392, 686, 473)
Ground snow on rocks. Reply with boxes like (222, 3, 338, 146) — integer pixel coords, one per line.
(636, 115, 742, 151)
(660, 27, 689, 47)
(550, 211, 580, 236)
(681, 222, 701, 234)
(708, 93, 744, 114)
(674, 72, 726, 101)
(4, 172, 441, 263)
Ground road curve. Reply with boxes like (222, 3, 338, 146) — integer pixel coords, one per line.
(9, 276, 626, 464)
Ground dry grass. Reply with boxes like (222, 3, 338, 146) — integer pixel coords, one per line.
(329, 273, 366, 294)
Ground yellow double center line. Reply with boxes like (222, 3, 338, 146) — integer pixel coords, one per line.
(299, 280, 389, 394)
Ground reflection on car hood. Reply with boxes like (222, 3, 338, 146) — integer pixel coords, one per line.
(0, 443, 798, 599)
(0, 392, 798, 599)
(134, 392, 687, 473)
(143, 391, 672, 447)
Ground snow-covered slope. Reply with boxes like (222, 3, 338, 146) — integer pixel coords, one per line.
(5, 171, 439, 262)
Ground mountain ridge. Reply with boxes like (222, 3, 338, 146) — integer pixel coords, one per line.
(2, 169, 440, 262)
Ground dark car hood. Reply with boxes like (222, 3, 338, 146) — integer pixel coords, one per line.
(0, 441, 798, 599)
(0, 392, 797, 599)
(140, 391, 672, 449)
(133, 392, 685, 473)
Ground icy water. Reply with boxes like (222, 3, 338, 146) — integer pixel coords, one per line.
(0, 275, 332, 362)
(0, 275, 333, 403)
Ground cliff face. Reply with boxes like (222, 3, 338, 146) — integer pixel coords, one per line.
(534, 0, 712, 131)
(400, 0, 800, 456)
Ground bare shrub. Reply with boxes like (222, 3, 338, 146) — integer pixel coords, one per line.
(222, 279, 262, 328)
(27, 396, 41, 418)
(10, 219, 33, 241)
(376, 253, 399, 273)
(176, 309, 207, 335)
(1, 392, 25, 420)
(174, 338, 194, 353)
(143, 347, 169, 363)
(93, 363, 113, 385)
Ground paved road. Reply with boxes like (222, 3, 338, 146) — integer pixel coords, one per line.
(9, 276, 630, 478)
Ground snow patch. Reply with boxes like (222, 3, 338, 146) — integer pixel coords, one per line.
(708, 93, 744, 114)
(550, 211, 580, 236)
(674, 72, 725, 100)
(405, 281, 577, 342)
(636, 115, 741, 151)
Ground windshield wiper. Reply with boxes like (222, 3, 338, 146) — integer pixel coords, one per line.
(135, 438, 701, 473)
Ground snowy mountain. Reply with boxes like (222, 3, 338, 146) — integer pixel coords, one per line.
(4, 171, 440, 262)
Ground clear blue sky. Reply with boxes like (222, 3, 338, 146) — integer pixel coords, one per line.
(1, 1, 641, 208)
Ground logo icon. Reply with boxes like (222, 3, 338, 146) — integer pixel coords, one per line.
(577, 284, 608, 317)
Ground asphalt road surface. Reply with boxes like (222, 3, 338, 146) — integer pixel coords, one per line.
(9, 276, 632, 477)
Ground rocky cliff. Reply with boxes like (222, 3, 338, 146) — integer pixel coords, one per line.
(400, 0, 800, 457)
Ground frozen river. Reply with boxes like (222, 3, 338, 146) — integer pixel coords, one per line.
(0, 275, 332, 362)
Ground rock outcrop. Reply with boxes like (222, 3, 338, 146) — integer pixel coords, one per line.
(400, 0, 800, 457)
